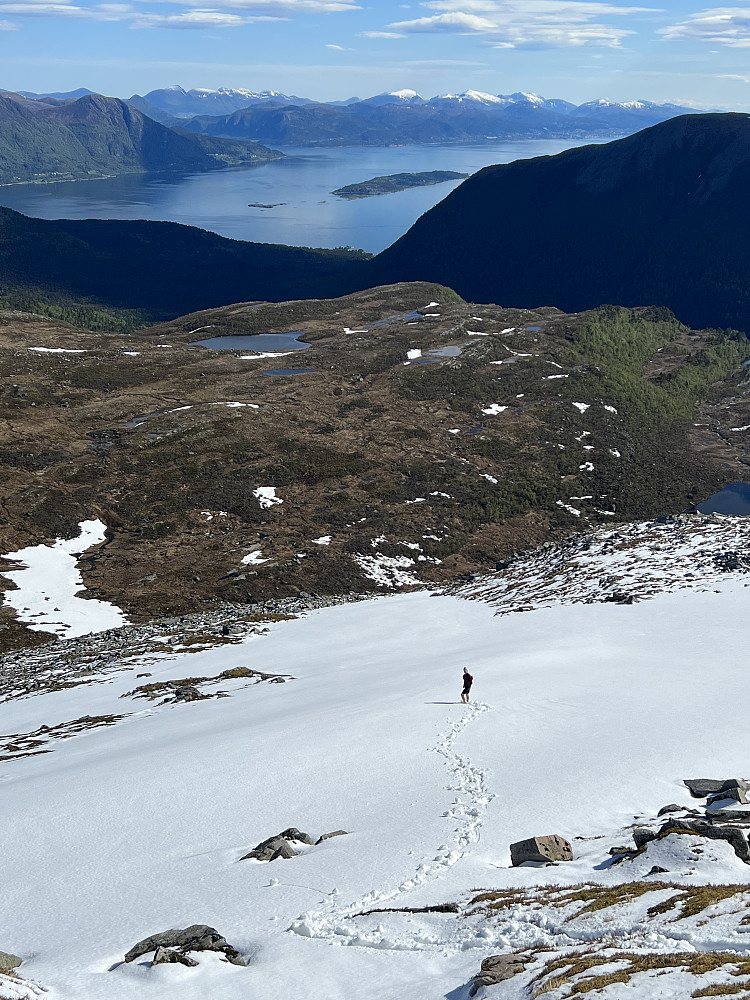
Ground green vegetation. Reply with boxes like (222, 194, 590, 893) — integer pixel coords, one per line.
(0, 92, 281, 186)
(332, 171, 468, 200)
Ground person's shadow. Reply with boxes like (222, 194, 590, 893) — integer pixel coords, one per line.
(426, 701, 462, 705)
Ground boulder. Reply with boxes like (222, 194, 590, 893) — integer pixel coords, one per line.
(0, 952, 22, 971)
(510, 835, 573, 866)
(241, 836, 298, 862)
(608, 846, 635, 856)
(684, 778, 748, 799)
(316, 830, 348, 845)
(470, 953, 528, 996)
(278, 828, 314, 845)
(152, 946, 198, 967)
(633, 827, 658, 849)
(124, 925, 245, 966)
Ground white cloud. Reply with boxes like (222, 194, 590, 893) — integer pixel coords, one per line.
(388, 0, 651, 47)
(359, 29, 405, 37)
(0, 0, 360, 21)
(390, 10, 497, 31)
(131, 7, 252, 26)
(325, 41, 344, 47)
(660, 8, 750, 47)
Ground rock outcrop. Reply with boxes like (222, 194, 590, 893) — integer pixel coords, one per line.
(124, 924, 245, 966)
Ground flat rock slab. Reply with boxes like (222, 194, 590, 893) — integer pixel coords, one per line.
(510, 835, 573, 866)
(124, 924, 245, 966)
(684, 778, 749, 798)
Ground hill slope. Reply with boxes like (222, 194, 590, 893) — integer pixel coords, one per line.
(0, 92, 280, 184)
(365, 113, 750, 333)
(0, 207, 366, 325)
(3, 521, 750, 999)
(0, 283, 747, 645)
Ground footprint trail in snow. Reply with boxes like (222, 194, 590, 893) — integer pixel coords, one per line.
(289, 700, 494, 947)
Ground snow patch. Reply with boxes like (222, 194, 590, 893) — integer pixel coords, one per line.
(354, 553, 420, 587)
(29, 347, 86, 354)
(312, 535, 332, 546)
(241, 551, 268, 565)
(572, 402, 590, 413)
(253, 487, 282, 509)
(480, 404, 507, 416)
(1, 520, 127, 638)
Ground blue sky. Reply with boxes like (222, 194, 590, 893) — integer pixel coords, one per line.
(2, 0, 750, 108)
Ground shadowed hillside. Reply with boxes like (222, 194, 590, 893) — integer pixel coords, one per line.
(364, 114, 750, 333)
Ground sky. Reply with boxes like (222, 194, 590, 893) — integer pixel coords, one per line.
(2, 0, 750, 109)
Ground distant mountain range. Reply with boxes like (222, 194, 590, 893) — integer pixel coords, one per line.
(0, 92, 281, 185)
(363, 112, 750, 333)
(11, 84, 702, 148)
(168, 87, 697, 146)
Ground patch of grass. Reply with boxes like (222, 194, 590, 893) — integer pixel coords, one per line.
(647, 885, 750, 920)
(692, 985, 750, 997)
(532, 950, 750, 999)
(556, 881, 672, 916)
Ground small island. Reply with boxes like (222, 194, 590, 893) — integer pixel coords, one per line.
(248, 202, 286, 209)
(332, 170, 468, 200)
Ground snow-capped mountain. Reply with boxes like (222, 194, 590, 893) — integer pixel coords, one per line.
(361, 89, 425, 106)
(138, 85, 312, 117)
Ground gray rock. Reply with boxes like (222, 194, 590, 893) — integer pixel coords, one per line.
(633, 827, 658, 849)
(152, 946, 198, 967)
(316, 830, 348, 845)
(708, 785, 749, 806)
(657, 803, 685, 816)
(124, 925, 245, 966)
(0, 952, 22, 971)
(684, 778, 749, 799)
(510, 835, 573, 866)
(278, 828, 314, 845)
(608, 846, 635, 856)
(709, 810, 750, 825)
(470, 953, 528, 996)
(241, 836, 298, 862)
(646, 865, 669, 876)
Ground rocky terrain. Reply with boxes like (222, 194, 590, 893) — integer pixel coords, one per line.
(0, 281, 748, 652)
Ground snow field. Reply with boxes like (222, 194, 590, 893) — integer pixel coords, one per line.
(3, 579, 750, 998)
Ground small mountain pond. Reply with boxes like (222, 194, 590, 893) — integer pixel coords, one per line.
(696, 482, 750, 515)
(192, 332, 310, 352)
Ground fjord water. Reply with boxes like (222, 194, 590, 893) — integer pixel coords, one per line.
(0, 140, 592, 253)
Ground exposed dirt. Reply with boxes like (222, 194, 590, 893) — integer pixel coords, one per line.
(0, 281, 745, 651)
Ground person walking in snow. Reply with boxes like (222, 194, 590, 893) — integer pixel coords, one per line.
(461, 668, 473, 704)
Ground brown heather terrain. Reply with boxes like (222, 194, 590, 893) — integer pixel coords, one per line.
(0, 280, 748, 652)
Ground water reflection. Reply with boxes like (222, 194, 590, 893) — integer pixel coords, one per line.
(697, 482, 750, 515)
(0, 140, 599, 254)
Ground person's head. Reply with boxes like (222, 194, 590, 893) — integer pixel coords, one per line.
(463, 667, 469, 675)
